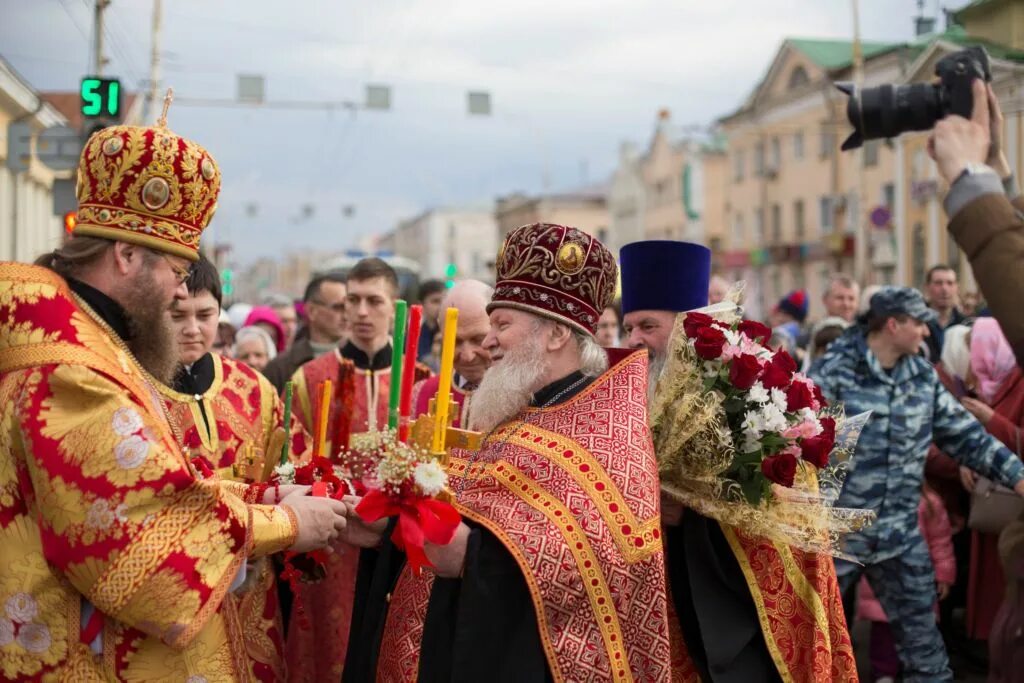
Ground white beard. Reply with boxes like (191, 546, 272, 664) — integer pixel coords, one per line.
(646, 351, 666, 403)
(469, 336, 549, 433)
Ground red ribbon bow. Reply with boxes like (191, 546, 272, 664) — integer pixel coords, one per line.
(356, 489, 462, 575)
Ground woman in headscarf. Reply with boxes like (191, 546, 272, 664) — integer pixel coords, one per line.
(957, 318, 1024, 648)
(233, 325, 277, 373)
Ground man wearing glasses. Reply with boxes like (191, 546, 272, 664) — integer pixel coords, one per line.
(263, 272, 348, 393)
(0, 118, 348, 680)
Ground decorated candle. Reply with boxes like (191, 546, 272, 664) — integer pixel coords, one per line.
(398, 304, 423, 441)
(279, 380, 293, 465)
(315, 379, 332, 458)
(387, 300, 408, 430)
(431, 308, 459, 452)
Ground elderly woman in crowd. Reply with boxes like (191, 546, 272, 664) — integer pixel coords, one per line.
(232, 325, 277, 373)
(926, 318, 1024, 656)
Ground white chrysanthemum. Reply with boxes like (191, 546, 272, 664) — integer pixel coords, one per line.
(412, 461, 447, 497)
(16, 623, 51, 654)
(114, 435, 149, 470)
(4, 593, 38, 624)
(274, 462, 296, 485)
(724, 329, 741, 346)
(747, 382, 770, 404)
(760, 403, 789, 433)
(111, 407, 143, 436)
(741, 411, 764, 439)
(770, 387, 788, 413)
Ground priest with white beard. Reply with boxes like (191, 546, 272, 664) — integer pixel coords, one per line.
(342, 223, 673, 682)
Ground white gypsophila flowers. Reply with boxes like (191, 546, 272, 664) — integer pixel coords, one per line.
(273, 462, 296, 485)
(412, 461, 447, 497)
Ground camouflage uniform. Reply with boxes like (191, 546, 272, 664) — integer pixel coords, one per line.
(809, 288, 1024, 683)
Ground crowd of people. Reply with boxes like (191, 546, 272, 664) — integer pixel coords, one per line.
(3, 76, 1024, 683)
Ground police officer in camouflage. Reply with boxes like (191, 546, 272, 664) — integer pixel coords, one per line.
(809, 287, 1024, 682)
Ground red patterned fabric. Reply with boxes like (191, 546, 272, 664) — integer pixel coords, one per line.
(723, 526, 858, 682)
(378, 351, 671, 682)
(74, 124, 221, 261)
(490, 223, 618, 336)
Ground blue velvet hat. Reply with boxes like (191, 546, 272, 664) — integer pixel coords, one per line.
(619, 240, 711, 314)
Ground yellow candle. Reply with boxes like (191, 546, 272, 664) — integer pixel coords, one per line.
(432, 308, 459, 452)
(316, 379, 333, 458)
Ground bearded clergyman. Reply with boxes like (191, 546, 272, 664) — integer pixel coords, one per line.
(341, 223, 673, 682)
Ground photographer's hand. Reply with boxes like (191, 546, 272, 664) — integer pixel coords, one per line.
(985, 83, 1012, 179)
(928, 79, 991, 184)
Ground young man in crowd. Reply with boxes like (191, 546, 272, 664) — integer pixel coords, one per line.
(285, 257, 430, 680)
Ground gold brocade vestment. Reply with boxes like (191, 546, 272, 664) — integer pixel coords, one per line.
(0, 264, 297, 682)
(158, 352, 310, 682)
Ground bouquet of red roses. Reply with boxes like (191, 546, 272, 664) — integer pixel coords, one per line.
(683, 311, 837, 505)
(354, 432, 461, 576)
(650, 306, 873, 557)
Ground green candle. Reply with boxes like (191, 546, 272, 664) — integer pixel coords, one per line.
(388, 300, 408, 430)
(280, 380, 293, 465)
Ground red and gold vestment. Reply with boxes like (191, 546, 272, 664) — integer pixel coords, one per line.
(158, 353, 310, 682)
(0, 264, 297, 681)
(377, 351, 673, 682)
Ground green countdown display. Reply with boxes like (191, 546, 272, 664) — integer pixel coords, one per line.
(80, 77, 122, 118)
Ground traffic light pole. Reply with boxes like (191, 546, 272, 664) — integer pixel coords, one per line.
(142, 0, 163, 125)
(93, 0, 110, 77)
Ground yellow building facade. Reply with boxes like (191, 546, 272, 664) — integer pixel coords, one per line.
(717, 14, 1024, 320)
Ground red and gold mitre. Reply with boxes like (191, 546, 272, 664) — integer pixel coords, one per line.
(489, 222, 617, 336)
(73, 118, 221, 261)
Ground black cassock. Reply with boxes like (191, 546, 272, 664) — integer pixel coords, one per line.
(343, 373, 592, 683)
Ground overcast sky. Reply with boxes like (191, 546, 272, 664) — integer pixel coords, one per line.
(3, 0, 935, 266)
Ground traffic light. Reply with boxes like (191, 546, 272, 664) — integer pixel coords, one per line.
(444, 262, 457, 288)
(80, 78, 122, 118)
(80, 77, 124, 144)
(221, 269, 234, 297)
(63, 211, 77, 234)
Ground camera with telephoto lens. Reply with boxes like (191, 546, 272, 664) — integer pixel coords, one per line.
(836, 46, 991, 151)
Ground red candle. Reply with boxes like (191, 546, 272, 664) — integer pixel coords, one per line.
(398, 304, 423, 441)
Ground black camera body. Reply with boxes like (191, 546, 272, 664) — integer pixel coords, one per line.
(838, 46, 991, 151)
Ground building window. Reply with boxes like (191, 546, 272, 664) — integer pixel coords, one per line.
(794, 132, 804, 160)
(819, 128, 835, 159)
(597, 228, 608, 243)
(882, 182, 895, 209)
(771, 203, 782, 243)
(770, 268, 783, 303)
(788, 66, 810, 90)
(754, 207, 765, 245)
(864, 140, 880, 167)
(733, 213, 745, 244)
(794, 199, 805, 241)
(793, 265, 806, 289)
(912, 223, 926, 286)
(845, 194, 858, 234)
(770, 137, 781, 171)
(733, 150, 745, 181)
(819, 196, 833, 234)
(710, 237, 723, 253)
(755, 142, 765, 176)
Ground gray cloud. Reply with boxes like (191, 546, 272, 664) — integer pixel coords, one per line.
(3, 0, 919, 265)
